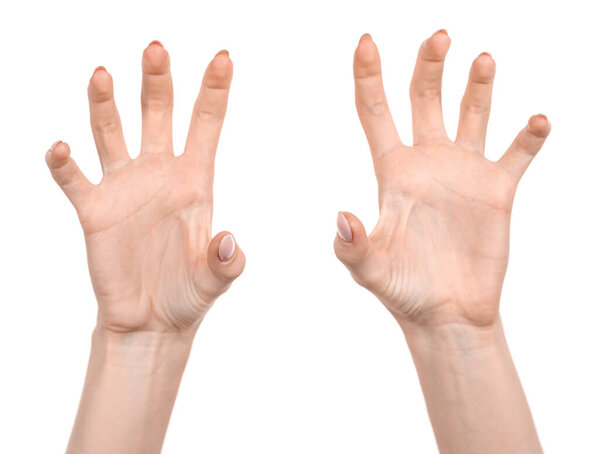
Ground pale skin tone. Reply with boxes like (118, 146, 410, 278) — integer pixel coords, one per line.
(46, 32, 549, 454)
(46, 41, 244, 453)
(335, 31, 549, 453)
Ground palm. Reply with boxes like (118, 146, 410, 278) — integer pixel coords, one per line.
(335, 32, 550, 326)
(80, 155, 215, 330)
(371, 142, 513, 323)
(47, 43, 244, 333)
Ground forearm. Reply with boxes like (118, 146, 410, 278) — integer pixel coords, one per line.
(67, 327, 195, 454)
(401, 318, 542, 454)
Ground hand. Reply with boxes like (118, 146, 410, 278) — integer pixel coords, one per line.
(334, 31, 550, 328)
(46, 42, 245, 334)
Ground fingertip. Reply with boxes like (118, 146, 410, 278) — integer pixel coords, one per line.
(354, 35, 380, 76)
(356, 32, 376, 54)
(142, 41, 170, 74)
(46, 141, 69, 166)
(497, 115, 551, 178)
(355, 32, 378, 53)
(53, 141, 70, 159)
(218, 233, 236, 262)
(212, 49, 233, 69)
(89, 66, 112, 85)
(333, 211, 370, 265)
(334, 211, 366, 268)
(359, 33, 372, 43)
(477, 51, 494, 62)
(337, 211, 353, 243)
(44, 141, 93, 205)
(207, 231, 246, 282)
(472, 52, 496, 79)
(88, 67, 113, 100)
(204, 52, 233, 88)
(528, 114, 551, 138)
(424, 29, 451, 55)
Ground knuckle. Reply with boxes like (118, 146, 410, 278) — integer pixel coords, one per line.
(193, 108, 223, 123)
(358, 99, 388, 116)
(461, 101, 489, 117)
(410, 84, 441, 102)
(141, 93, 173, 110)
(96, 119, 122, 136)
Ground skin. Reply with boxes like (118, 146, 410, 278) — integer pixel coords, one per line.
(335, 30, 549, 453)
(46, 42, 244, 453)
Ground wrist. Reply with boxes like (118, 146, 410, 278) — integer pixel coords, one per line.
(68, 328, 195, 454)
(397, 318, 541, 453)
(90, 326, 196, 375)
(399, 316, 506, 359)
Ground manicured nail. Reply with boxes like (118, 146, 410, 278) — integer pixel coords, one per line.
(218, 234, 236, 262)
(359, 33, 372, 43)
(215, 49, 229, 57)
(149, 40, 164, 48)
(93, 66, 106, 74)
(337, 212, 353, 243)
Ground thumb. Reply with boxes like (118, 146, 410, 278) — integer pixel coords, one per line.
(207, 231, 246, 286)
(334, 211, 373, 276)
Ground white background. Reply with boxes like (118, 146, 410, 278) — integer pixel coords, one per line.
(1, 0, 598, 452)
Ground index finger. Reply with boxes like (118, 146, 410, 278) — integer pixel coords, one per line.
(354, 34, 403, 160)
(183, 50, 233, 164)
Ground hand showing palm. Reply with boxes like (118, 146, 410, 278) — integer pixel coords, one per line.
(46, 42, 245, 333)
(335, 31, 550, 327)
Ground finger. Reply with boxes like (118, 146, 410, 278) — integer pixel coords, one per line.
(87, 67, 130, 173)
(141, 40, 173, 155)
(206, 232, 246, 286)
(455, 52, 496, 153)
(409, 29, 451, 144)
(45, 141, 93, 208)
(184, 50, 233, 163)
(353, 34, 403, 159)
(497, 114, 551, 181)
(334, 212, 380, 289)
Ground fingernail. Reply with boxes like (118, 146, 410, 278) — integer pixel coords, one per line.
(337, 212, 353, 243)
(536, 113, 550, 129)
(49, 140, 62, 152)
(93, 66, 106, 74)
(218, 234, 236, 262)
(359, 33, 372, 43)
(435, 29, 448, 36)
(479, 51, 492, 58)
(215, 49, 229, 57)
(149, 40, 164, 48)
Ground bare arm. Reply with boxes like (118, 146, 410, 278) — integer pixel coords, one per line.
(403, 321, 540, 453)
(47, 42, 244, 454)
(67, 330, 194, 453)
(335, 30, 549, 453)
